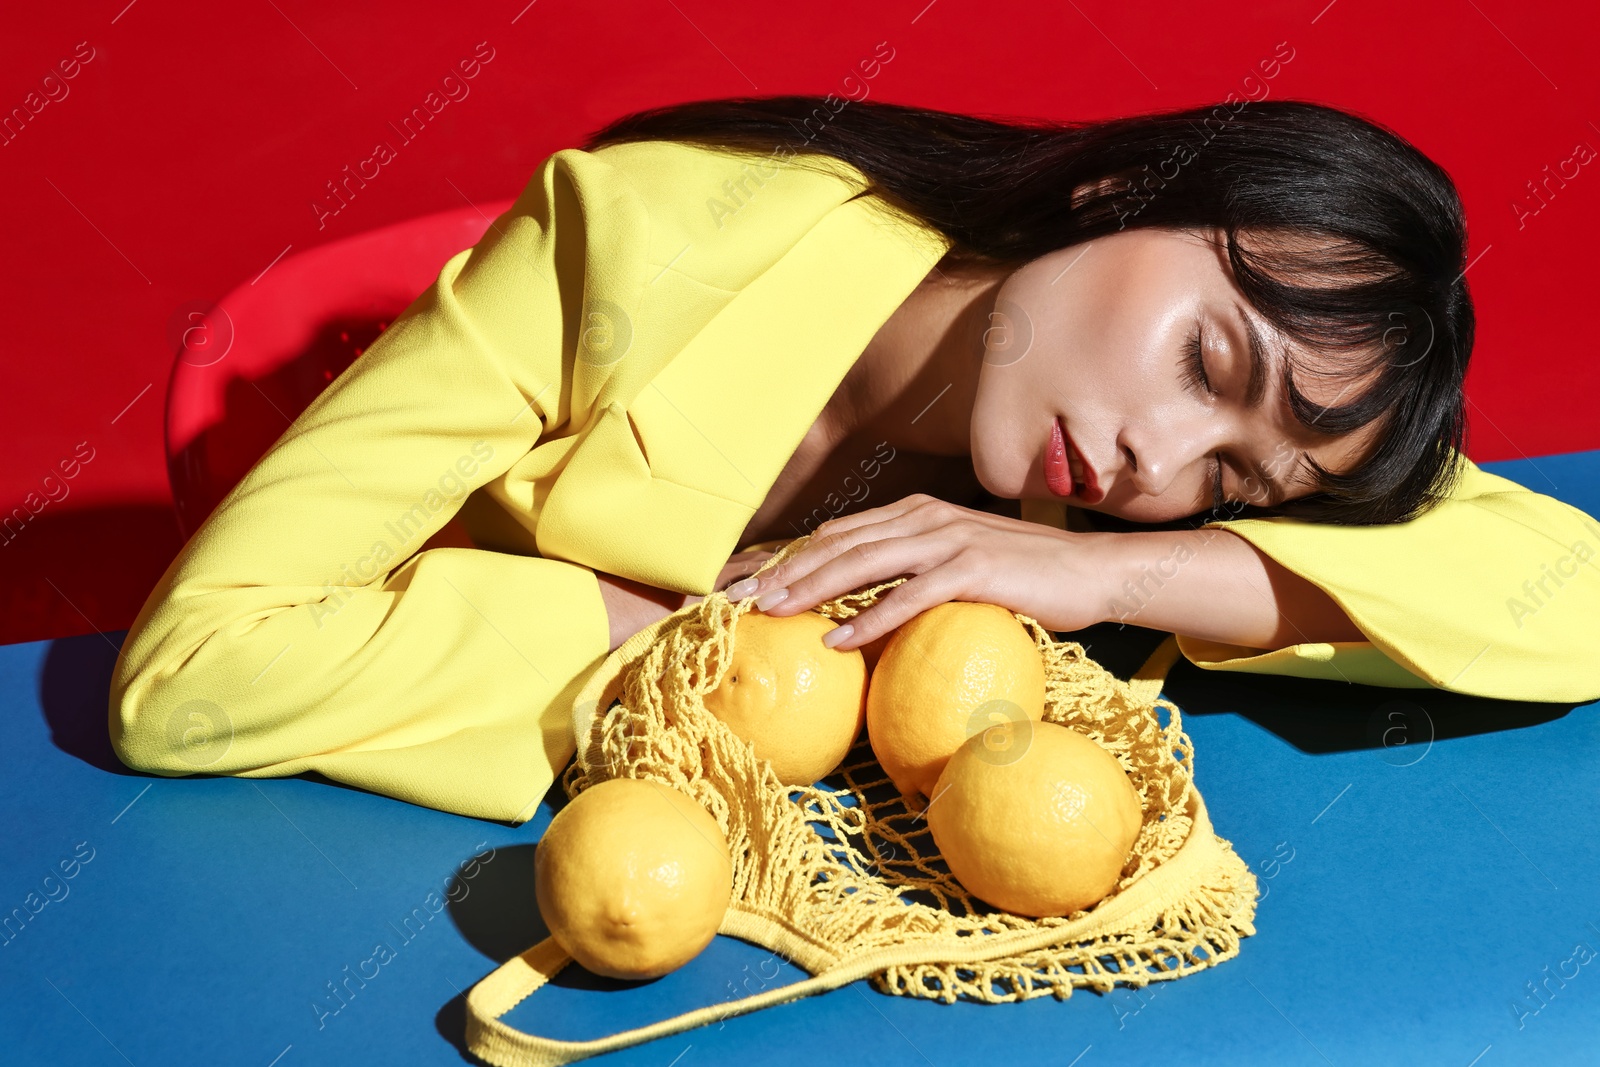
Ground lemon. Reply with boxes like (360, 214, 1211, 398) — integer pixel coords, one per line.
(702, 609, 868, 785)
(927, 719, 1143, 917)
(865, 601, 1046, 806)
(534, 777, 732, 979)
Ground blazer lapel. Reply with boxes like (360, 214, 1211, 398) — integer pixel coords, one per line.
(536, 195, 952, 594)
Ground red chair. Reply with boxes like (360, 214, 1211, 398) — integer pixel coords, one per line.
(164, 199, 516, 541)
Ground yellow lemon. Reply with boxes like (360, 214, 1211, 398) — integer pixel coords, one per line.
(865, 601, 1046, 806)
(701, 610, 868, 786)
(927, 719, 1143, 918)
(534, 777, 732, 979)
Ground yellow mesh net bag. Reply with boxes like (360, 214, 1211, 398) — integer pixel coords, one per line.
(465, 538, 1260, 1066)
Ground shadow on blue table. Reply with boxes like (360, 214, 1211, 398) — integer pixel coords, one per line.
(424, 793, 759, 1060)
(427, 836, 658, 1063)
(1066, 620, 1578, 753)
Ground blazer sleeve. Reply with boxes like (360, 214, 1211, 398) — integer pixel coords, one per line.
(108, 150, 637, 824)
(1175, 454, 1600, 704)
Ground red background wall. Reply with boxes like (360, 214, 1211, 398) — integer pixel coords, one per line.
(3, 0, 1597, 647)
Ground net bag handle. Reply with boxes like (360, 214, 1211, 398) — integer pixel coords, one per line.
(463, 918, 1014, 1067)
(466, 635, 1188, 1066)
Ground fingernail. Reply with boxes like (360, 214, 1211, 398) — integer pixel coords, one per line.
(724, 578, 759, 599)
(754, 587, 789, 611)
(822, 623, 854, 649)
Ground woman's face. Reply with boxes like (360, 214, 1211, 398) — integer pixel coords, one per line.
(969, 225, 1382, 524)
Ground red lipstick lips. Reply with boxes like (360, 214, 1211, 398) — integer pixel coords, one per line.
(1044, 417, 1104, 504)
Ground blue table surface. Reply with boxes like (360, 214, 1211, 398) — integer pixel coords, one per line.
(3, 451, 1599, 1067)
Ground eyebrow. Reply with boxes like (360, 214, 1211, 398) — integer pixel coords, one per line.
(1236, 302, 1271, 411)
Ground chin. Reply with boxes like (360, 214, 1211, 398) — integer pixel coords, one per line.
(967, 442, 996, 494)
(970, 450, 1024, 500)
(971, 409, 1057, 500)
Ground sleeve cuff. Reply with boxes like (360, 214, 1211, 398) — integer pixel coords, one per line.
(1174, 634, 1437, 689)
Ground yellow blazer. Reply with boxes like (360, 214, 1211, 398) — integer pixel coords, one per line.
(109, 139, 1600, 823)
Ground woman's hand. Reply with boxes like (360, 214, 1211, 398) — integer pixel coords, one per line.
(681, 546, 786, 609)
(722, 495, 1115, 650)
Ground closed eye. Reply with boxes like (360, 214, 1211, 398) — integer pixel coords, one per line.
(1177, 318, 1228, 512)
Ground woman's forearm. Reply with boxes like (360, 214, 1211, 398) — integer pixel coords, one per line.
(595, 571, 683, 653)
(1092, 527, 1367, 649)
(595, 548, 785, 653)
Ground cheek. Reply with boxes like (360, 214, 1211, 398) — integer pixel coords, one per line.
(968, 367, 1035, 494)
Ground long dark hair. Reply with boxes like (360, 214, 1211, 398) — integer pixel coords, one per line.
(581, 94, 1474, 527)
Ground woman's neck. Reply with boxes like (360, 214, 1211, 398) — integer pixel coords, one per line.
(828, 258, 1009, 459)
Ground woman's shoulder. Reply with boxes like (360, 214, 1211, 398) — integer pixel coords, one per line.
(583, 137, 868, 192)
(568, 138, 870, 224)
(554, 138, 880, 293)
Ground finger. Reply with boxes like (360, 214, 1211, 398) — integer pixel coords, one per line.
(716, 553, 773, 590)
(736, 551, 775, 576)
(817, 567, 970, 653)
(795, 493, 932, 544)
(754, 498, 952, 599)
(760, 524, 958, 618)
(770, 493, 1024, 595)
(808, 493, 1018, 544)
(761, 498, 928, 590)
(753, 512, 928, 606)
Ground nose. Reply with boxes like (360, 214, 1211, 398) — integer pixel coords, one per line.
(1118, 409, 1225, 500)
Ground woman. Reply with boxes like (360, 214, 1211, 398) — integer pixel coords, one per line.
(109, 95, 1600, 823)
